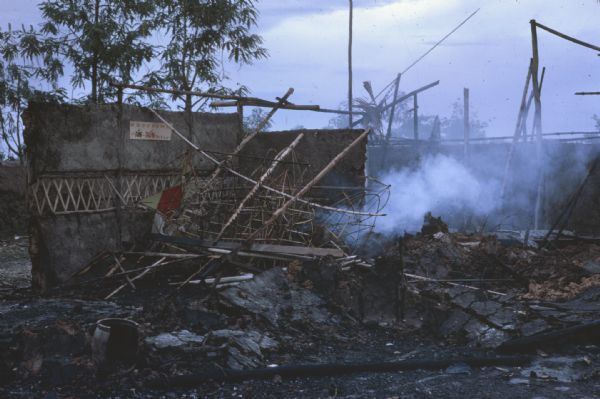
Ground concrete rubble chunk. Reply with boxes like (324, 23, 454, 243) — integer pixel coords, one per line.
(220, 267, 336, 327)
(208, 329, 279, 370)
(145, 330, 205, 349)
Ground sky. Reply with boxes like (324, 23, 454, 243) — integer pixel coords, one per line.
(2, 0, 600, 136)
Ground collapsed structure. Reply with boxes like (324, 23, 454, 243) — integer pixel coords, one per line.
(23, 96, 385, 292)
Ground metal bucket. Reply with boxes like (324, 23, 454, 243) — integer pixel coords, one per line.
(91, 318, 139, 365)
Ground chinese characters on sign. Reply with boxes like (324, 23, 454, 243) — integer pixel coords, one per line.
(129, 121, 172, 141)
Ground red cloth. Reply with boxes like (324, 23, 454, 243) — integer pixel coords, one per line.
(157, 185, 183, 217)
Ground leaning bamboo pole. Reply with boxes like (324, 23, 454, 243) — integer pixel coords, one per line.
(148, 109, 382, 216)
(202, 88, 294, 191)
(246, 129, 370, 243)
(214, 133, 305, 242)
(499, 59, 532, 203)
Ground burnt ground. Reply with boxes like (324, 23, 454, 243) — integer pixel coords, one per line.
(0, 162, 28, 240)
(0, 237, 31, 290)
(2, 232, 600, 398)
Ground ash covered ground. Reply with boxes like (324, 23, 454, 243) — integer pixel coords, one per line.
(2, 222, 600, 398)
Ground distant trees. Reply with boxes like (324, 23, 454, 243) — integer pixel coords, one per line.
(592, 114, 600, 131)
(0, 0, 267, 160)
(327, 97, 488, 140)
(441, 98, 487, 140)
(243, 108, 272, 133)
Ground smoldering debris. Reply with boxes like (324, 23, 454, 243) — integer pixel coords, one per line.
(5, 219, 600, 396)
(374, 154, 500, 233)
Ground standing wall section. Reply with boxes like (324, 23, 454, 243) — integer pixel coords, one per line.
(24, 102, 241, 289)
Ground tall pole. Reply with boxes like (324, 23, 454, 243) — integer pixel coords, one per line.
(348, 0, 353, 128)
(413, 94, 419, 140)
(531, 19, 544, 229)
(463, 88, 470, 161)
(386, 73, 401, 141)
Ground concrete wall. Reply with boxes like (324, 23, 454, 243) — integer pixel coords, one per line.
(239, 129, 367, 203)
(0, 162, 28, 238)
(24, 102, 242, 289)
(23, 105, 368, 289)
(25, 102, 241, 176)
(368, 140, 600, 233)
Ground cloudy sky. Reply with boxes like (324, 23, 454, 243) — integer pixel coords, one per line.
(3, 0, 600, 135)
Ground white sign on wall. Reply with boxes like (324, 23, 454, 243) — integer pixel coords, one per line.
(129, 121, 172, 141)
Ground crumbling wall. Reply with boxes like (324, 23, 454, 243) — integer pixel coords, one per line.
(24, 102, 242, 289)
(0, 161, 28, 239)
(368, 141, 600, 233)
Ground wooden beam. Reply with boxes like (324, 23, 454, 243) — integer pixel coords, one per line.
(110, 81, 248, 101)
(210, 99, 365, 116)
(211, 99, 320, 112)
(534, 21, 600, 52)
(151, 234, 345, 257)
(381, 81, 440, 114)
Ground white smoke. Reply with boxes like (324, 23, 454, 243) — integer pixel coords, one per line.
(375, 154, 500, 233)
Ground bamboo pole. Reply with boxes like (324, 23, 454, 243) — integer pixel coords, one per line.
(534, 21, 600, 52)
(499, 59, 533, 203)
(405, 273, 506, 296)
(463, 88, 470, 161)
(110, 81, 252, 101)
(348, 0, 354, 127)
(383, 130, 598, 144)
(245, 129, 370, 243)
(214, 133, 305, 242)
(171, 273, 255, 286)
(386, 74, 401, 141)
(413, 94, 419, 140)
(211, 99, 321, 112)
(105, 256, 167, 299)
(521, 66, 546, 141)
(203, 88, 294, 190)
(381, 81, 439, 114)
(531, 20, 544, 230)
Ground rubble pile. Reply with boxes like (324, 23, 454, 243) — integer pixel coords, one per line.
(4, 219, 600, 396)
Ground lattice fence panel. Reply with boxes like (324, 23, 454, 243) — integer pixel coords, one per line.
(30, 174, 184, 215)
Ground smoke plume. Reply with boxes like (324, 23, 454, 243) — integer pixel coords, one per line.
(375, 154, 500, 233)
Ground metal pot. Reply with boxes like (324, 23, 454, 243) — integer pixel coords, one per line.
(91, 318, 139, 366)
